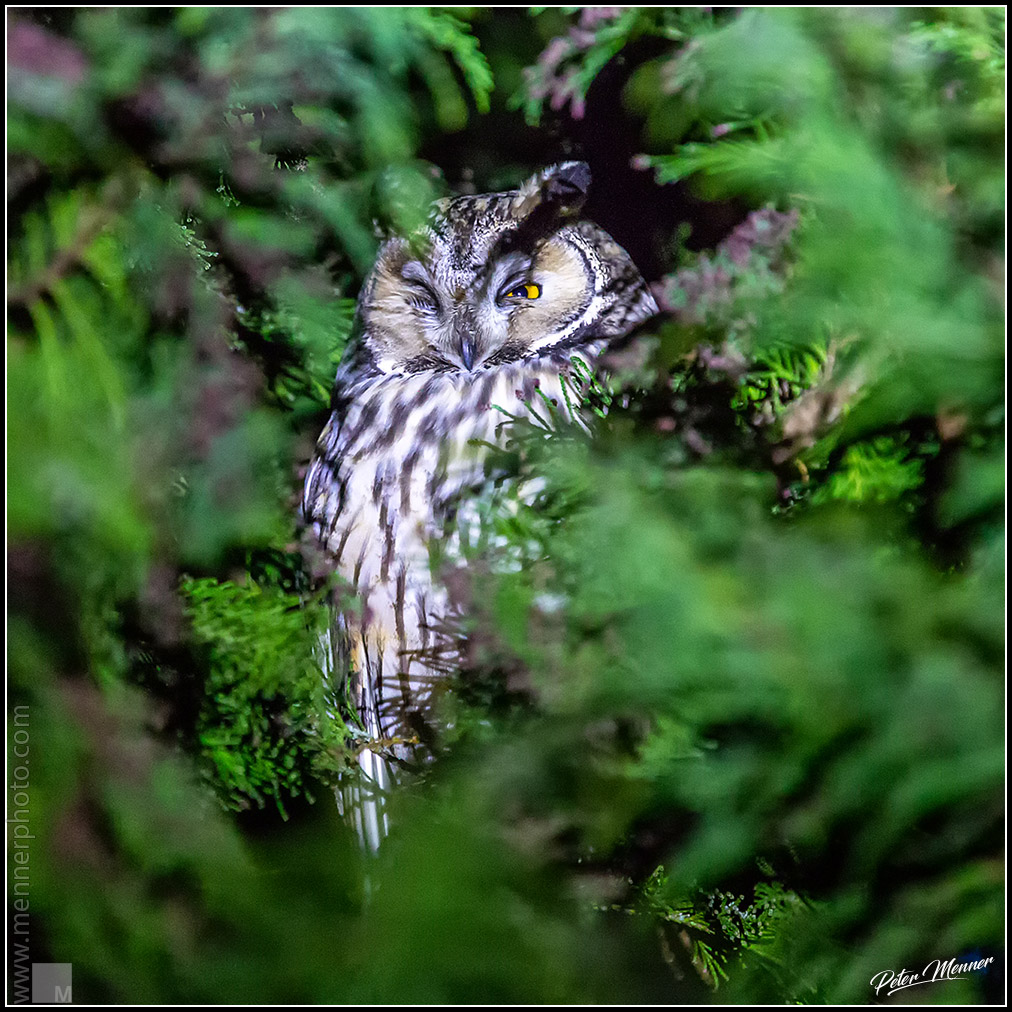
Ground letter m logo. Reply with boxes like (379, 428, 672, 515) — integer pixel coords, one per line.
(32, 963, 72, 1004)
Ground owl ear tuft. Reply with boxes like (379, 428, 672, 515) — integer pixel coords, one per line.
(542, 161, 591, 207)
(513, 161, 591, 220)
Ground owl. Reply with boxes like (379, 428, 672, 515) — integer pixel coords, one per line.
(303, 162, 657, 846)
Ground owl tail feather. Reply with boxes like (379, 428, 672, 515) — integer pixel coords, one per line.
(316, 624, 389, 852)
(335, 744, 392, 853)
(324, 620, 428, 852)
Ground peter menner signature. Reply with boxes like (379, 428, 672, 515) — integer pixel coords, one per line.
(870, 954, 995, 997)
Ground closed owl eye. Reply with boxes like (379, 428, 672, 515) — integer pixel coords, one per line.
(500, 282, 541, 301)
(406, 282, 440, 313)
(409, 294, 439, 313)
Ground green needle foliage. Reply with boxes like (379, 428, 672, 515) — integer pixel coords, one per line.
(8, 7, 1003, 1005)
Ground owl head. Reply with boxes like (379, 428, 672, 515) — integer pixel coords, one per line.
(353, 162, 657, 375)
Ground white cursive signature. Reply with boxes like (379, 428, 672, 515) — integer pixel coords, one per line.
(870, 955, 994, 997)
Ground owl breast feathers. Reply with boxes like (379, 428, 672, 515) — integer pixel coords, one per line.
(303, 161, 657, 761)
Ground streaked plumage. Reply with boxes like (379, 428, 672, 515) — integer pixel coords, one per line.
(303, 162, 656, 844)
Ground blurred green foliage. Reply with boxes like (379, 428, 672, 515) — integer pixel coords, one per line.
(8, 6, 1004, 1005)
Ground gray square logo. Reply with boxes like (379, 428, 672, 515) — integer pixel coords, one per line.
(32, 963, 72, 1004)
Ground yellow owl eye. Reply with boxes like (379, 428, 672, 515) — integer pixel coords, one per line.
(505, 283, 541, 299)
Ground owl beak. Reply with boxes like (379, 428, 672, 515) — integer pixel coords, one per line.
(459, 334, 477, 371)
